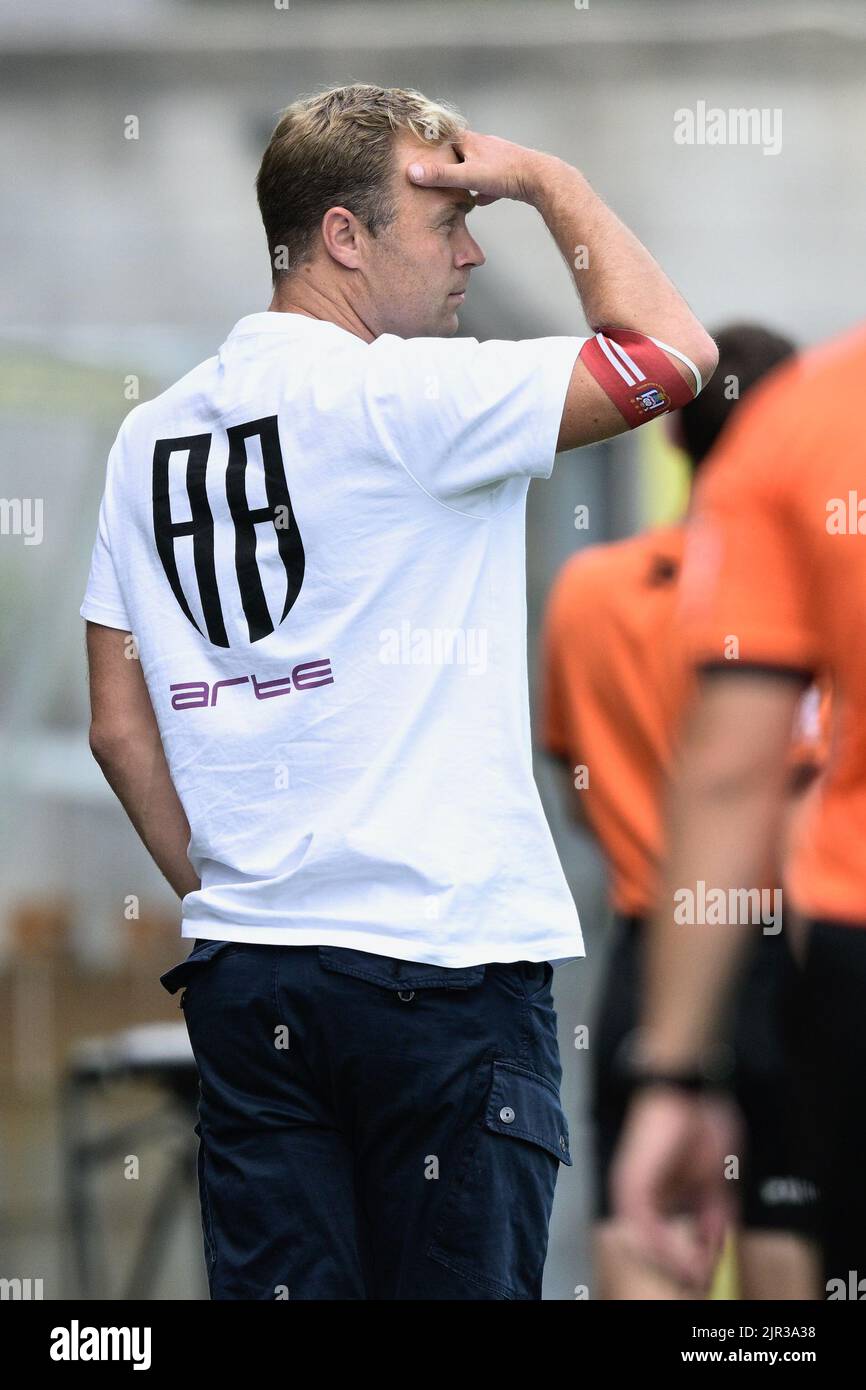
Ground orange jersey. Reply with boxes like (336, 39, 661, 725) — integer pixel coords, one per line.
(540, 527, 691, 915)
(540, 533, 829, 917)
(681, 323, 866, 924)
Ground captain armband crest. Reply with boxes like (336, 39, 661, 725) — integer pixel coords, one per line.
(579, 328, 702, 427)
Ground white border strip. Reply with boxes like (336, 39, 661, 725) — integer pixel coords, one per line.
(609, 338, 646, 382)
(596, 332, 635, 386)
(648, 336, 703, 394)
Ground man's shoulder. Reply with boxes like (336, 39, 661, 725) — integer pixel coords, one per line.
(112, 354, 220, 447)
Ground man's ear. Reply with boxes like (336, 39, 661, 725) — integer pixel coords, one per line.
(320, 206, 363, 271)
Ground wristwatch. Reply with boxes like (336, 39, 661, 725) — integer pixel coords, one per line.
(627, 1068, 717, 1095)
(619, 1029, 735, 1094)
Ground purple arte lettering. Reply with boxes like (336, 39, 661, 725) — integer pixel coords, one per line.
(250, 673, 293, 700)
(292, 659, 334, 690)
(170, 681, 209, 711)
(210, 676, 250, 705)
(170, 658, 334, 711)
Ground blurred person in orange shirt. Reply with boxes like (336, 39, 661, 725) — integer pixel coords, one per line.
(610, 322, 866, 1297)
(541, 325, 824, 1298)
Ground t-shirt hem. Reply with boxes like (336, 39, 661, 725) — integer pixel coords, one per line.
(179, 920, 585, 968)
(694, 655, 816, 682)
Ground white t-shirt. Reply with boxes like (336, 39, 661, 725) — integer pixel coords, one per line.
(81, 311, 586, 967)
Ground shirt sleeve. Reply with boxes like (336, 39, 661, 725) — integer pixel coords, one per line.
(80, 458, 132, 631)
(678, 394, 822, 675)
(362, 333, 585, 513)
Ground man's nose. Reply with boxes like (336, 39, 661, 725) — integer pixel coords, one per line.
(457, 234, 485, 269)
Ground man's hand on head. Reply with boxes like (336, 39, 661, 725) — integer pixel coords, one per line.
(406, 129, 553, 207)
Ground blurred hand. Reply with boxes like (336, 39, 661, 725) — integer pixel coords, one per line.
(610, 1086, 743, 1293)
(406, 129, 552, 207)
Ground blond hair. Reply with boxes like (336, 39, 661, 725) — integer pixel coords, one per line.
(256, 83, 468, 285)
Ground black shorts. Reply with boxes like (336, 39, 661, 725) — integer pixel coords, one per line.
(591, 915, 819, 1238)
(797, 919, 866, 1288)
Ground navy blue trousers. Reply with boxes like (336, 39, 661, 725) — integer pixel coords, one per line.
(161, 940, 572, 1300)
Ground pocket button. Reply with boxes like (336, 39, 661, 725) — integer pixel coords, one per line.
(499, 1106, 515, 1124)
(397, 989, 416, 1002)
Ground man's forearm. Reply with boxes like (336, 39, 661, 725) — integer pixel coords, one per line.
(526, 154, 716, 373)
(637, 755, 786, 1073)
(639, 838, 753, 1074)
(91, 726, 201, 899)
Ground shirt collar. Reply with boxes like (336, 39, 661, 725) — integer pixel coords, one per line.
(224, 311, 346, 341)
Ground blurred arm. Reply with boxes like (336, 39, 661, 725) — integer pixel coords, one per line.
(85, 621, 200, 899)
(636, 669, 805, 1071)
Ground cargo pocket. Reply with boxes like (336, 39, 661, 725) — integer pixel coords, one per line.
(316, 945, 485, 994)
(427, 1058, 572, 1299)
(160, 939, 242, 1001)
(520, 960, 554, 1000)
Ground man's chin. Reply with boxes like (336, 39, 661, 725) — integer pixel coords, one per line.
(410, 309, 461, 338)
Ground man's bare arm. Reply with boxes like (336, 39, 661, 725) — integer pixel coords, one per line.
(636, 670, 804, 1072)
(86, 621, 200, 899)
(527, 157, 715, 371)
(407, 130, 718, 450)
(608, 671, 806, 1288)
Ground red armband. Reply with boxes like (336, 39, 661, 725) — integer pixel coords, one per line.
(579, 328, 702, 428)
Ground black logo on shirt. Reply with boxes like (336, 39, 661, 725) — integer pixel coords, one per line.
(152, 415, 304, 648)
